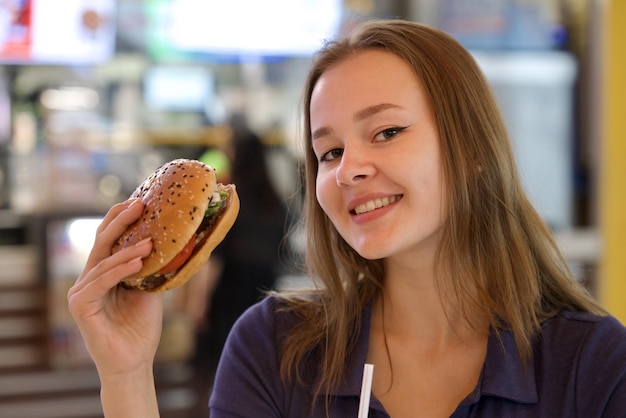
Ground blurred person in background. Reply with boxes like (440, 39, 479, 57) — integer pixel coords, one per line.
(185, 113, 292, 415)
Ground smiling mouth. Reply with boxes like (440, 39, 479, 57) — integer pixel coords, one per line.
(353, 195, 402, 215)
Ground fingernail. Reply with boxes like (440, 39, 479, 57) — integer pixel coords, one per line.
(135, 237, 152, 248)
(128, 256, 143, 267)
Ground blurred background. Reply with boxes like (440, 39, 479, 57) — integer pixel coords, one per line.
(0, 0, 624, 417)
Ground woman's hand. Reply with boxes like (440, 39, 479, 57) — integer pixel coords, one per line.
(67, 199, 163, 377)
(68, 199, 163, 417)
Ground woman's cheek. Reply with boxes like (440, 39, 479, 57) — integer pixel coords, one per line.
(316, 171, 338, 218)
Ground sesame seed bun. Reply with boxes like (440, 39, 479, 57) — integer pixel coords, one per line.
(112, 158, 239, 292)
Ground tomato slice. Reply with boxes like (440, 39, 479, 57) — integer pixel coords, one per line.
(157, 235, 196, 275)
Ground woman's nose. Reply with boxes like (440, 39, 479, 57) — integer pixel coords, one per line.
(335, 145, 374, 187)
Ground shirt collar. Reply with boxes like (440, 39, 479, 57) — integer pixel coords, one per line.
(467, 329, 538, 404)
(327, 303, 538, 406)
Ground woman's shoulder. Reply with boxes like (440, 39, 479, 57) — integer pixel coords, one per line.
(229, 293, 308, 342)
(540, 310, 626, 349)
(538, 311, 626, 377)
(536, 311, 626, 414)
(211, 294, 316, 416)
(544, 310, 626, 339)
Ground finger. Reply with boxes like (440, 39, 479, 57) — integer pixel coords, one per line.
(85, 199, 145, 269)
(92, 199, 139, 241)
(68, 255, 143, 316)
(96, 200, 133, 233)
(73, 237, 152, 291)
(97, 198, 144, 249)
(68, 240, 153, 317)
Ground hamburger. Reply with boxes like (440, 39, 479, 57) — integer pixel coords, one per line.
(112, 158, 239, 292)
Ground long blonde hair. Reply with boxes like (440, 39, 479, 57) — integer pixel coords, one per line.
(277, 19, 604, 405)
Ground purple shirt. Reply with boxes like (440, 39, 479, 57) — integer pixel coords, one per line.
(209, 296, 626, 417)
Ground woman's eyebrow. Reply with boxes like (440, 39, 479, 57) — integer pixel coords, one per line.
(354, 103, 400, 121)
(312, 126, 332, 141)
(311, 103, 401, 141)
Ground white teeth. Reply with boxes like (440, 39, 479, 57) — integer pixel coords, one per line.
(354, 195, 399, 215)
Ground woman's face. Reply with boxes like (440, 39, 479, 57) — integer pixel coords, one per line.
(311, 49, 446, 265)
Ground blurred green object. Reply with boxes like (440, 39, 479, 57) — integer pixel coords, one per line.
(199, 148, 231, 182)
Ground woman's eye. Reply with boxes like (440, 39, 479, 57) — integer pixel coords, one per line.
(375, 126, 406, 141)
(320, 148, 343, 162)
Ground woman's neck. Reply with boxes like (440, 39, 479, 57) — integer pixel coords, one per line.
(377, 260, 488, 349)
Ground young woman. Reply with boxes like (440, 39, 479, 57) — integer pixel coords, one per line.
(68, 20, 626, 417)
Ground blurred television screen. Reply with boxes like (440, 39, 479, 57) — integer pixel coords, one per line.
(143, 65, 215, 112)
(0, 0, 116, 65)
(144, 0, 342, 62)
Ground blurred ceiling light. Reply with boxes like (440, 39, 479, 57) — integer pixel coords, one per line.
(98, 174, 122, 197)
(41, 87, 100, 111)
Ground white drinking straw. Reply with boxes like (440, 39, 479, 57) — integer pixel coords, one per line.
(358, 363, 374, 418)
